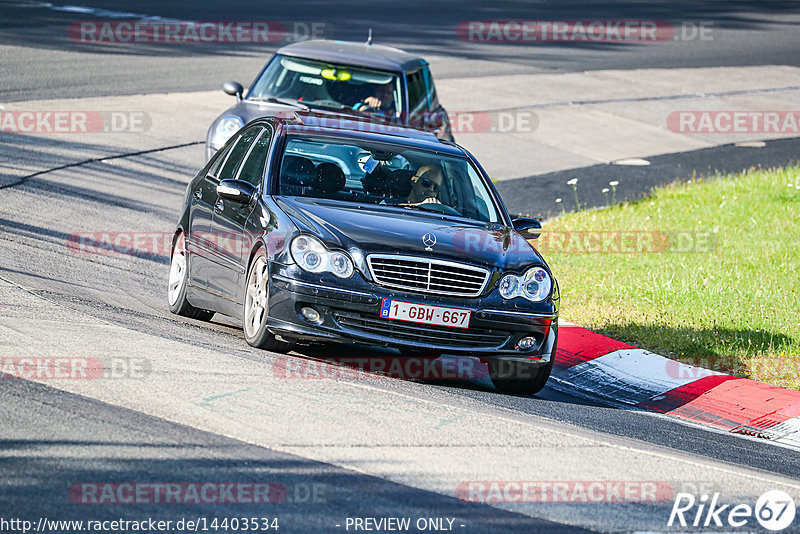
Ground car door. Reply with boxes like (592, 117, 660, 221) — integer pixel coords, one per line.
(202, 125, 262, 298)
(187, 141, 235, 289)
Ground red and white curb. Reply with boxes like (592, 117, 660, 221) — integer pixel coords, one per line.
(554, 324, 800, 449)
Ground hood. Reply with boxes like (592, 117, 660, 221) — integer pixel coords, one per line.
(217, 99, 392, 127)
(208, 100, 299, 151)
(209, 100, 396, 147)
(275, 197, 546, 273)
(227, 100, 301, 125)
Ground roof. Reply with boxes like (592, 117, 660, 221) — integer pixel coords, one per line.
(272, 113, 463, 155)
(276, 40, 427, 73)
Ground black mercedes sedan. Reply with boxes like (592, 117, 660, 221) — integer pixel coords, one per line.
(169, 113, 559, 395)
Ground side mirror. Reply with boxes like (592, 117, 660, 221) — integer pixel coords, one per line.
(512, 217, 542, 239)
(217, 179, 256, 204)
(222, 81, 244, 101)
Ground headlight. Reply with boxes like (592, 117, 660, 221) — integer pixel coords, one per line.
(498, 274, 519, 299)
(498, 267, 552, 302)
(291, 235, 326, 273)
(329, 252, 354, 278)
(290, 235, 354, 278)
(214, 115, 244, 144)
(521, 267, 551, 301)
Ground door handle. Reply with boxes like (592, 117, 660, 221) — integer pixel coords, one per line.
(214, 199, 224, 212)
(194, 189, 202, 200)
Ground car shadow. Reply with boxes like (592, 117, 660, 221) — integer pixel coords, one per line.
(287, 342, 498, 392)
(280, 342, 622, 407)
(278, 320, 798, 405)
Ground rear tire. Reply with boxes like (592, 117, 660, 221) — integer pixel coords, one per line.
(168, 232, 214, 321)
(488, 359, 552, 396)
(243, 249, 293, 353)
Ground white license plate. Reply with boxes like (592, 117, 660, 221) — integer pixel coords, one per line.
(380, 299, 471, 329)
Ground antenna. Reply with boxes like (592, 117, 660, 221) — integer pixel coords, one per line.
(366, 28, 373, 45)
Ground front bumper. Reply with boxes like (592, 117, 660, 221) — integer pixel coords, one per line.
(266, 264, 558, 364)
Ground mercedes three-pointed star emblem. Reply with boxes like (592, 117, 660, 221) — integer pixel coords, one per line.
(422, 233, 436, 251)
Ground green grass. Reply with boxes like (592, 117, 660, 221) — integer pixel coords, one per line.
(541, 165, 800, 389)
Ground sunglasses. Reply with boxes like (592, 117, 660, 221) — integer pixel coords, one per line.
(416, 175, 440, 192)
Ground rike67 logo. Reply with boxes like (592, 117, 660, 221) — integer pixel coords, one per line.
(669, 490, 796, 531)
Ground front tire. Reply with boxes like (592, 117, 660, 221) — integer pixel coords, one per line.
(488, 359, 552, 396)
(243, 249, 293, 352)
(168, 232, 214, 321)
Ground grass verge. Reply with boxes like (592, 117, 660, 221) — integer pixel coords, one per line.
(540, 165, 800, 389)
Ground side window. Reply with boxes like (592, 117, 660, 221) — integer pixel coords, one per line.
(421, 67, 439, 109)
(218, 126, 261, 181)
(236, 127, 273, 187)
(407, 70, 429, 115)
(207, 142, 234, 178)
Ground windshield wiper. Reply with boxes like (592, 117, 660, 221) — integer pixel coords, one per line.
(250, 96, 309, 110)
(305, 101, 350, 111)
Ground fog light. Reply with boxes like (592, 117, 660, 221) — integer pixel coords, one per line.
(517, 337, 536, 350)
(301, 307, 320, 322)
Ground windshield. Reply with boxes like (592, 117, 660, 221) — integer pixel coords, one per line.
(248, 55, 403, 119)
(277, 136, 500, 223)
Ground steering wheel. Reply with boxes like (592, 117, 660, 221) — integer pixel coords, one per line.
(353, 101, 379, 112)
(418, 201, 462, 217)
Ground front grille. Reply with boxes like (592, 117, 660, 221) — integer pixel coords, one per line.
(367, 254, 490, 297)
(333, 310, 510, 349)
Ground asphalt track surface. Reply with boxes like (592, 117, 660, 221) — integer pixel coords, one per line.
(2, 0, 800, 101)
(2, 379, 587, 533)
(2, 1, 800, 533)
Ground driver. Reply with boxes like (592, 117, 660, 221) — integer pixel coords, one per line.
(408, 165, 443, 204)
(354, 81, 396, 115)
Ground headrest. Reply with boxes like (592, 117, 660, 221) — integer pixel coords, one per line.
(312, 162, 346, 193)
(386, 169, 414, 198)
(282, 155, 316, 186)
(361, 166, 415, 198)
(361, 165, 390, 196)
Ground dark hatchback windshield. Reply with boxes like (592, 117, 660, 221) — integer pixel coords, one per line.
(248, 55, 402, 119)
(277, 136, 500, 223)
